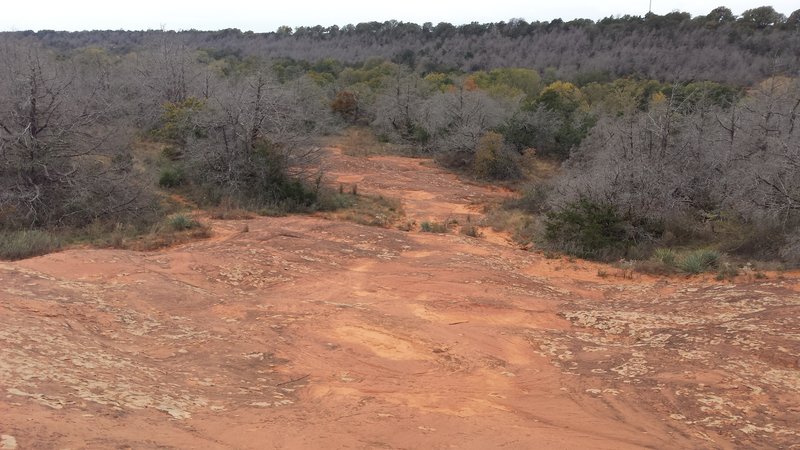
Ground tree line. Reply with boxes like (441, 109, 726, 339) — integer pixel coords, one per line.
(1, 7, 798, 264)
(5, 5, 800, 85)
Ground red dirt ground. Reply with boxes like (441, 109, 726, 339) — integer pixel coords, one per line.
(1, 147, 798, 449)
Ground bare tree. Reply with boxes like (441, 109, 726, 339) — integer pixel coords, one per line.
(372, 71, 432, 141)
(421, 84, 510, 167)
(548, 77, 800, 260)
(0, 40, 156, 229)
(184, 68, 327, 206)
(127, 34, 211, 130)
(726, 77, 800, 226)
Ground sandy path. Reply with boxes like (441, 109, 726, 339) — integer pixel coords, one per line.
(0, 148, 798, 449)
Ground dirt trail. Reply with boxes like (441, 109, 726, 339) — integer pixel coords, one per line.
(1, 148, 799, 449)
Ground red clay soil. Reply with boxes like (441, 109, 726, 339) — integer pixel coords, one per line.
(1, 148, 798, 449)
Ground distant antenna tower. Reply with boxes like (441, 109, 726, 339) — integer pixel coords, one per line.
(649, 0, 652, 13)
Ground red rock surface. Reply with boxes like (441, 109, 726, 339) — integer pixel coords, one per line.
(1, 148, 798, 449)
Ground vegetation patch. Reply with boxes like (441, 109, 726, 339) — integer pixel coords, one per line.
(321, 194, 403, 228)
(128, 216, 212, 251)
(543, 198, 630, 260)
(167, 214, 202, 231)
(420, 220, 453, 233)
(159, 167, 185, 188)
(0, 230, 62, 261)
(459, 217, 483, 238)
(678, 249, 722, 274)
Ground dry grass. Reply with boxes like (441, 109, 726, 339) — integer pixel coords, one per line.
(321, 194, 404, 228)
(0, 230, 62, 260)
(420, 221, 450, 233)
(520, 151, 561, 181)
(459, 223, 483, 238)
(327, 127, 415, 157)
(88, 214, 212, 252)
(128, 216, 212, 251)
(483, 208, 540, 245)
(208, 200, 255, 220)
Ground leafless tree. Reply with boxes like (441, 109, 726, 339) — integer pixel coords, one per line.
(725, 77, 800, 228)
(183, 68, 328, 205)
(549, 77, 800, 260)
(0, 40, 156, 229)
(421, 85, 510, 167)
(371, 71, 432, 141)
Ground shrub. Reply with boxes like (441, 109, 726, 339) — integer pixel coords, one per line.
(420, 221, 449, 233)
(678, 249, 721, 274)
(153, 97, 206, 147)
(158, 167, 185, 188)
(544, 198, 629, 260)
(460, 223, 482, 238)
(472, 132, 521, 180)
(330, 91, 359, 122)
(168, 214, 201, 231)
(0, 230, 62, 260)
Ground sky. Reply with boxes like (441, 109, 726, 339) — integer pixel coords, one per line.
(1, 1, 796, 32)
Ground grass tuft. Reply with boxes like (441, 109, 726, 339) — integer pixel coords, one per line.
(168, 214, 201, 231)
(678, 249, 721, 274)
(420, 221, 449, 233)
(0, 230, 62, 260)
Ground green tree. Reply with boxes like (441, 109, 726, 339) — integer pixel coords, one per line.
(738, 6, 786, 29)
(527, 81, 594, 159)
(705, 6, 736, 28)
(153, 97, 205, 159)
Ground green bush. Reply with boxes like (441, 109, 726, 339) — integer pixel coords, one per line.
(678, 249, 721, 274)
(544, 197, 629, 259)
(168, 214, 201, 231)
(158, 167, 185, 188)
(0, 230, 62, 260)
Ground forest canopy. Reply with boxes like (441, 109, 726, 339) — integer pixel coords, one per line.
(6, 5, 800, 85)
(1, 5, 799, 265)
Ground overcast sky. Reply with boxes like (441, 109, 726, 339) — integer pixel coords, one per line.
(1, 1, 796, 32)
